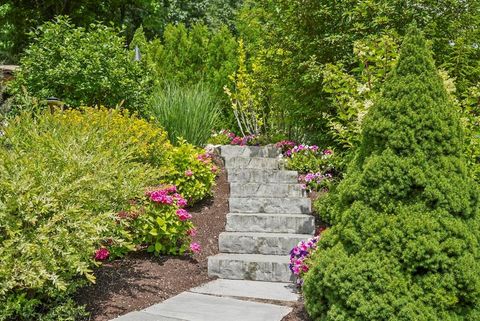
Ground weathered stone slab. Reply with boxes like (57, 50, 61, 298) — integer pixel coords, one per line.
(143, 292, 292, 321)
(229, 197, 311, 214)
(230, 183, 304, 198)
(219, 232, 312, 255)
(226, 213, 315, 234)
(189, 279, 299, 302)
(208, 253, 293, 282)
(219, 145, 281, 158)
(224, 157, 281, 170)
(227, 169, 298, 184)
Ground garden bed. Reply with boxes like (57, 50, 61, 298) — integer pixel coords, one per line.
(76, 161, 229, 321)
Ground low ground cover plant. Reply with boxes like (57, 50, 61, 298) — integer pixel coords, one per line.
(0, 107, 215, 320)
(303, 26, 480, 321)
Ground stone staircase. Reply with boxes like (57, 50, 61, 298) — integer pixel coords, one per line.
(208, 145, 315, 283)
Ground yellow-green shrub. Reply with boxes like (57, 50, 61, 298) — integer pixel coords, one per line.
(162, 140, 218, 204)
(0, 107, 171, 320)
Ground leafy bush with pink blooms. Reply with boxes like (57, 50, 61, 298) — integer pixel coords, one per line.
(119, 185, 198, 255)
(282, 144, 335, 174)
(161, 139, 218, 203)
(208, 129, 258, 146)
(280, 144, 337, 193)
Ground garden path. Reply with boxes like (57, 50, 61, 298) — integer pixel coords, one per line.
(111, 145, 314, 321)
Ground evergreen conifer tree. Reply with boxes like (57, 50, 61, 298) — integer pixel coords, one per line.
(303, 25, 480, 321)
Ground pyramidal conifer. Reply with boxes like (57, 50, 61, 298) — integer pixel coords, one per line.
(303, 25, 480, 321)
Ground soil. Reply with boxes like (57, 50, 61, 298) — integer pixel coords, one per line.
(76, 157, 229, 321)
(282, 300, 311, 321)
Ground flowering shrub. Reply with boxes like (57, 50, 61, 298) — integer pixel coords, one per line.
(208, 129, 258, 146)
(283, 144, 335, 174)
(275, 140, 297, 153)
(162, 140, 218, 203)
(121, 185, 199, 255)
(289, 235, 321, 286)
(208, 129, 235, 145)
(298, 172, 333, 193)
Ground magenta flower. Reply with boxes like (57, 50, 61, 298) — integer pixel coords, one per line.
(190, 242, 201, 253)
(185, 169, 193, 177)
(177, 198, 188, 208)
(187, 228, 197, 236)
(94, 248, 110, 261)
(323, 149, 333, 155)
(176, 209, 192, 221)
(149, 190, 174, 205)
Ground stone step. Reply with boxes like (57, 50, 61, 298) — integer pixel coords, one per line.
(224, 157, 281, 170)
(229, 197, 311, 214)
(190, 279, 299, 302)
(219, 145, 281, 159)
(227, 169, 298, 184)
(226, 213, 315, 234)
(230, 183, 305, 198)
(208, 253, 293, 282)
(219, 232, 312, 255)
(142, 292, 291, 321)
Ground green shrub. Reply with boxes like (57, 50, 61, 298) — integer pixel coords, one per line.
(303, 26, 480, 321)
(0, 107, 170, 320)
(162, 140, 218, 204)
(138, 23, 238, 125)
(124, 186, 196, 256)
(284, 145, 335, 174)
(9, 16, 151, 114)
(148, 82, 221, 146)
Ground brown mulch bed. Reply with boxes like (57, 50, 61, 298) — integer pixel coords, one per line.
(282, 300, 311, 321)
(76, 161, 229, 321)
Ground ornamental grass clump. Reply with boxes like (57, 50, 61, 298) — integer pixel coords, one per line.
(303, 26, 480, 321)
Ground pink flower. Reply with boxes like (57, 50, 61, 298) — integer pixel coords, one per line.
(187, 228, 197, 236)
(323, 149, 333, 155)
(211, 165, 218, 173)
(292, 265, 300, 275)
(149, 190, 174, 205)
(190, 242, 201, 253)
(176, 209, 192, 221)
(177, 198, 188, 208)
(94, 248, 110, 261)
(185, 170, 193, 177)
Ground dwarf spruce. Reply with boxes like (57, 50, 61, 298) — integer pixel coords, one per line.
(303, 25, 480, 321)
